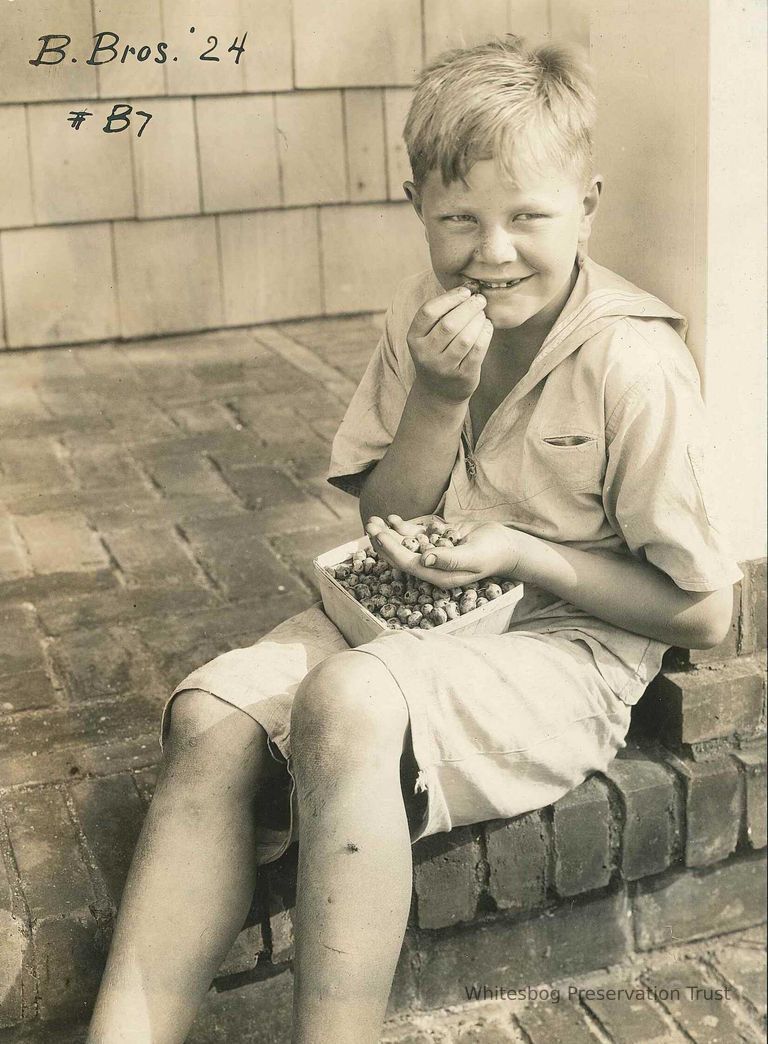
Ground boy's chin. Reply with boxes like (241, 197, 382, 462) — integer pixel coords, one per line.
(484, 303, 535, 329)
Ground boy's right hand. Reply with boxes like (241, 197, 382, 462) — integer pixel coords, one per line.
(407, 286, 494, 403)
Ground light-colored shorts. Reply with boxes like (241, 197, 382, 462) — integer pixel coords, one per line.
(161, 604, 632, 865)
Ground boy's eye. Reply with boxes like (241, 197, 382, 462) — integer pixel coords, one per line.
(515, 213, 547, 222)
(443, 214, 475, 223)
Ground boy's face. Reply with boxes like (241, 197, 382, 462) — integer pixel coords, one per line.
(406, 158, 601, 331)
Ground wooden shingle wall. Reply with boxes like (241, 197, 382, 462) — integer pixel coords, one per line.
(0, 0, 586, 348)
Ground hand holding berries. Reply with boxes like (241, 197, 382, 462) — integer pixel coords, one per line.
(325, 517, 521, 631)
(407, 286, 494, 403)
(365, 514, 526, 592)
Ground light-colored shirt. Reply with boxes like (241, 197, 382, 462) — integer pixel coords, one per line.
(327, 257, 742, 704)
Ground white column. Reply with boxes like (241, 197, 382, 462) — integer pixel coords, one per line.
(587, 0, 766, 562)
(701, 0, 766, 561)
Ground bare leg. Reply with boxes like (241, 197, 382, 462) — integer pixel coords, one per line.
(290, 652, 413, 1044)
(87, 690, 284, 1044)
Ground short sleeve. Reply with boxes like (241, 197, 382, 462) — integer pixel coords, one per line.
(327, 304, 410, 497)
(603, 352, 742, 592)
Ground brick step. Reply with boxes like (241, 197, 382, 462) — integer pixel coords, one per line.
(1, 743, 765, 1031)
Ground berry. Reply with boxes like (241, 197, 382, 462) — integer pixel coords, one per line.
(402, 537, 421, 553)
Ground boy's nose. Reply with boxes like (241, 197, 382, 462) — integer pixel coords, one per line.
(476, 227, 518, 264)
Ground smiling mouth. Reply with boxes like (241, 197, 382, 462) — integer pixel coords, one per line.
(462, 276, 532, 292)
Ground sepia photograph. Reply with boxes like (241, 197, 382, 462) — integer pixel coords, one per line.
(0, 1, 765, 1041)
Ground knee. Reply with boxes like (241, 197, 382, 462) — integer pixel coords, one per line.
(166, 689, 226, 756)
(164, 689, 268, 785)
(291, 652, 408, 768)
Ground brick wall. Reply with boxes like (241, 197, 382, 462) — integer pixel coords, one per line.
(0, 0, 587, 350)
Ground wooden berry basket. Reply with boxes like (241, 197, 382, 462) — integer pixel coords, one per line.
(313, 533, 524, 649)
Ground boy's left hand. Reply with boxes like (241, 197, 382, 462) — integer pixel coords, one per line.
(365, 515, 523, 589)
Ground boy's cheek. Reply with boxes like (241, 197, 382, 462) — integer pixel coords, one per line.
(431, 268, 463, 293)
(428, 246, 468, 291)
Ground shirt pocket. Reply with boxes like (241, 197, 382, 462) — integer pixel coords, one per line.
(447, 431, 602, 515)
(687, 443, 721, 529)
(527, 433, 602, 496)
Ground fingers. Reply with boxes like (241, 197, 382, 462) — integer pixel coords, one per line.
(369, 527, 417, 570)
(456, 316, 494, 372)
(365, 516, 388, 536)
(409, 285, 471, 338)
(446, 311, 493, 367)
(384, 514, 425, 538)
(420, 547, 461, 571)
(366, 514, 445, 540)
(411, 288, 486, 342)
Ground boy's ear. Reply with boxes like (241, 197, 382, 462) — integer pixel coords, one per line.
(403, 181, 425, 223)
(579, 175, 603, 240)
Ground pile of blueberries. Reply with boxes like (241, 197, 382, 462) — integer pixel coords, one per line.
(325, 518, 515, 630)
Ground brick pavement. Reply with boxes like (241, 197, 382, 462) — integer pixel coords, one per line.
(0, 318, 377, 1032)
(0, 927, 764, 1042)
(0, 317, 379, 794)
(378, 925, 767, 1044)
(0, 319, 765, 1041)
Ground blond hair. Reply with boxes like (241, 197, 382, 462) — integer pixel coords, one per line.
(404, 37, 596, 189)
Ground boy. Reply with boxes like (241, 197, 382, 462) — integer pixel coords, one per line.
(88, 37, 739, 1044)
